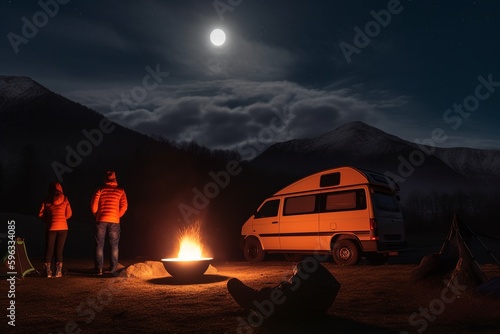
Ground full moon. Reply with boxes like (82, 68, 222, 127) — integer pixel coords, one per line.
(210, 29, 226, 46)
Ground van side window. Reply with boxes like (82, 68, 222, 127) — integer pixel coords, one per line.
(323, 189, 366, 211)
(255, 199, 280, 218)
(283, 195, 317, 215)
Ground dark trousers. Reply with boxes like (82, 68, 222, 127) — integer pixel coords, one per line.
(45, 230, 68, 263)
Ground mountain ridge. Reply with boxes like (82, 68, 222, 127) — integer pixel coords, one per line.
(251, 121, 500, 195)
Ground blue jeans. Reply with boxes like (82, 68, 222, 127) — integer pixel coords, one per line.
(95, 222, 120, 270)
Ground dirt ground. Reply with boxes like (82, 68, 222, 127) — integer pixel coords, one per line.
(2, 258, 500, 334)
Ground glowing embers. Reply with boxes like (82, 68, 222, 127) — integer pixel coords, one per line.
(161, 223, 212, 279)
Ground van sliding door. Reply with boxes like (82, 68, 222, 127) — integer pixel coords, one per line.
(279, 194, 319, 251)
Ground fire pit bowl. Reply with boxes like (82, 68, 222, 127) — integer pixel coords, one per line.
(161, 258, 213, 278)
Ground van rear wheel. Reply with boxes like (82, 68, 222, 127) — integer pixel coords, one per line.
(332, 240, 359, 265)
(243, 238, 265, 262)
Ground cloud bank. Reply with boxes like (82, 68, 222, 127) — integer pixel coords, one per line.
(66, 79, 409, 154)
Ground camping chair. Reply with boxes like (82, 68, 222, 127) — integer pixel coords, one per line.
(1, 237, 39, 278)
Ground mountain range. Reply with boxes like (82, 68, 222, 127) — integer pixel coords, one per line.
(251, 121, 500, 196)
(1, 76, 499, 259)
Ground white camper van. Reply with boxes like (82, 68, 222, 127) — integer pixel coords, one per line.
(240, 166, 407, 265)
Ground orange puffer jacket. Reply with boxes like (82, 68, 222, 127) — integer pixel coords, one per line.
(39, 193, 72, 231)
(91, 180, 128, 223)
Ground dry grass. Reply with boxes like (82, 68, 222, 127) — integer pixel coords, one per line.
(3, 259, 500, 334)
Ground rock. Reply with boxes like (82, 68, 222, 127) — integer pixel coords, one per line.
(120, 261, 168, 278)
(205, 264, 218, 274)
(144, 261, 169, 276)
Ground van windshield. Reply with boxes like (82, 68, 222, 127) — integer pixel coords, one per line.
(372, 191, 400, 212)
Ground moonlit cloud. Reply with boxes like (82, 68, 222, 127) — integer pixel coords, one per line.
(66, 79, 407, 151)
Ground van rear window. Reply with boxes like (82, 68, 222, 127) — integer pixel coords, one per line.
(284, 195, 316, 215)
(372, 192, 400, 212)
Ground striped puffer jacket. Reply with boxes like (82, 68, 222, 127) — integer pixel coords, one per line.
(91, 180, 128, 223)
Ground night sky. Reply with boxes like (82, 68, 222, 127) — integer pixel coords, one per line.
(2, 0, 500, 153)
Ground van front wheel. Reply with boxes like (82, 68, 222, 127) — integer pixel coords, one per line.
(243, 238, 265, 262)
(332, 240, 359, 265)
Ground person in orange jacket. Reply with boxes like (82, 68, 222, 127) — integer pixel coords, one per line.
(91, 170, 128, 275)
(38, 182, 72, 278)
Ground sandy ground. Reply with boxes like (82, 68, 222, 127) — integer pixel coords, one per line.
(1, 257, 500, 334)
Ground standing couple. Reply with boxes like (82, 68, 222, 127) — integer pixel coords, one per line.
(39, 170, 128, 277)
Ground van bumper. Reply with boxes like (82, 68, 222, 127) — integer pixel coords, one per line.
(360, 240, 408, 253)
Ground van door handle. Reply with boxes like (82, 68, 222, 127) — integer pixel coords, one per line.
(272, 221, 278, 224)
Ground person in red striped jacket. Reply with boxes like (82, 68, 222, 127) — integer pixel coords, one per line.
(39, 182, 72, 278)
(91, 170, 128, 275)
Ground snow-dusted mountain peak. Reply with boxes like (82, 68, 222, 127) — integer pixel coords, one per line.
(0, 76, 49, 101)
(318, 121, 386, 141)
(305, 121, 407, 154)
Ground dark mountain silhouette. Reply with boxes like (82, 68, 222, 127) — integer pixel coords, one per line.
(250, 121, 500, 197)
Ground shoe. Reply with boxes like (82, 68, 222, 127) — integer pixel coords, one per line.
(55, 262, 63, 278)
(94, 268, 103, 276)
(105, 267, 117, 274)
(227, 278, 259, 310)
(44, 263, 52, 278)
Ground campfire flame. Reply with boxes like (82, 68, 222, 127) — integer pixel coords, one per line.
(176, 223, 210, 260)
(178, 234, 203, 260)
